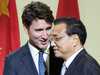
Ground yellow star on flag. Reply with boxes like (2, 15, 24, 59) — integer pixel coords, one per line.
(0, 47, 2, 54)
(0, 47, 2, 50)
(0, 0, 9, 17)
(9, 50, 12, 53)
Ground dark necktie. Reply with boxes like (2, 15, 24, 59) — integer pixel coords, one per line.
(39, 51, 47, 75)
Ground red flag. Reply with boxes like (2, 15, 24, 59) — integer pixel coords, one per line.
(56, 0, 80, 19)
(0, 0, 20, 75)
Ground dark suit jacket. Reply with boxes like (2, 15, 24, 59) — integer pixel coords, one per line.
(64, 49, 100, 75)
(3, 42, 63, 75)
(50, 47, 63, 75)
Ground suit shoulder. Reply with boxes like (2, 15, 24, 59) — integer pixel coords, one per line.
(81, 60, 100, 75)
(80, 54, 100, 75)
(84, 54, 99, 65)
(6, 43, 29, 60)
(82, 54, 100, 70)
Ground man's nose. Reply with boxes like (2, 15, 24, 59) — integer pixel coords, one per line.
(51, 40, 56, 47)
(42, 31, 48, 39)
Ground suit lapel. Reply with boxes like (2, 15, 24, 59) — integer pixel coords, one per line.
(65, 49, 87, 75)
(22, 43, 38, 75)
(64, 61, 76, 75)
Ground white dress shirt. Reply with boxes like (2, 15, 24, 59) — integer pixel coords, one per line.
(28, 42, 50, 74)
(61, 48, 84, 75)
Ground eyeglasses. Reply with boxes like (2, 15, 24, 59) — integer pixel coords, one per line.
(50, 29, 67, 42)
(50, 34, 67, 42)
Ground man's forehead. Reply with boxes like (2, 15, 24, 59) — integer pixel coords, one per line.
(51, 23, 66, 35)
(31, 19, 52, 28)
(54, 23, 66, 30)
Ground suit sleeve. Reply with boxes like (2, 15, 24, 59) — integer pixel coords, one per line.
(3, 55, 16, 75)
(80, 62, 100, 75)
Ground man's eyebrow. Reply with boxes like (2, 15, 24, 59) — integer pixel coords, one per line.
(35, 28, 43, 31)
(51, 34, 58, 37)
(46, 26, 52, 29)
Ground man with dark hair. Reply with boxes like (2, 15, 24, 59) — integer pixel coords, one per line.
(3, 1, 54, 75)
(51, 17, 100, 75)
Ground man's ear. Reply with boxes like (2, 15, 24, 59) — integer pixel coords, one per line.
(72, 34, 79, 47)
(23, 25, 28, 34)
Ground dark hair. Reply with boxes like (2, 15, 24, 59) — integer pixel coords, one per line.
(54, 17, 87, 45)
(22, 1, 54, 28)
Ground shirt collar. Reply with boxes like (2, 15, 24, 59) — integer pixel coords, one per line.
(64, 48, 84, 68)
(28, 42, 50, 57)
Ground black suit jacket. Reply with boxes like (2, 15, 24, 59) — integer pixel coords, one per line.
(50, 47, 63, 75)
(3, 42, 63, 75)
(64, 49, 100, 75)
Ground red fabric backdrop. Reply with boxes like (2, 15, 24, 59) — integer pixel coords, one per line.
(56, 0, 80, 19)
(0, 0, 20, 75)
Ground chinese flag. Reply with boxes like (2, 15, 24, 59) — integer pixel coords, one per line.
(56, 0, 80, 19)
(0, 0, 20, 75)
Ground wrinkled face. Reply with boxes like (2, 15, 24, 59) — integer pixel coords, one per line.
(24, 19, 52, 50)
(51, 23, 75, 60)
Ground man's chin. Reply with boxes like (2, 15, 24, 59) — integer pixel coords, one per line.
(54, 53, 61, 58)
(40, 45, 48, 50)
